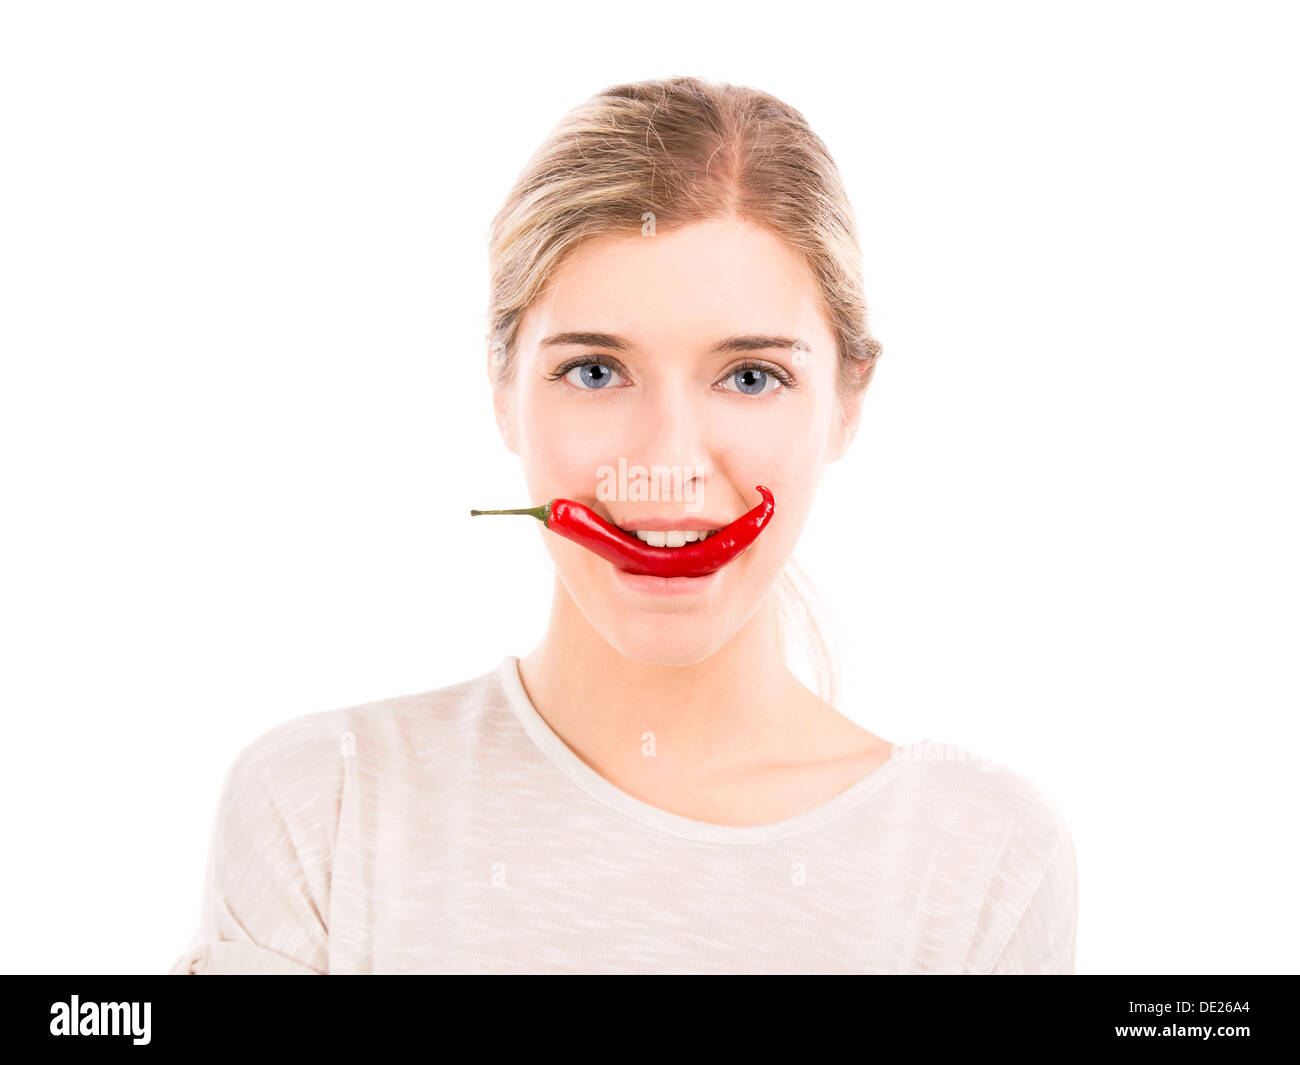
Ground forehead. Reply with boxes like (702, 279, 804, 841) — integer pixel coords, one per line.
(521, 217, 831, 352)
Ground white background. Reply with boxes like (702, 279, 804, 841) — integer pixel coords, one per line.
(1, 1, 1295, 975)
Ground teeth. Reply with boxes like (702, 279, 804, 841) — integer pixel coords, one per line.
(628, 529, 717, 548)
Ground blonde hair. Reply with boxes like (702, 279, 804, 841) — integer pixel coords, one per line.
(485, 75, 882, 707)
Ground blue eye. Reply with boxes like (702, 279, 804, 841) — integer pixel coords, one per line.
(720, 362, 789, 395)
(547, 358, 627, 389)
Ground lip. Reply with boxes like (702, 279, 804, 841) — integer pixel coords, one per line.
(611, 563, 722, 595)
(611, 517, 730, 533)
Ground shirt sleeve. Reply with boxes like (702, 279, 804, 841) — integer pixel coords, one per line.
(169, 734, 335, 975)
(988, 818, 1078, 974)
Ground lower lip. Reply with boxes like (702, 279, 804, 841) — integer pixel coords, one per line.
(611, 562, 724, 595)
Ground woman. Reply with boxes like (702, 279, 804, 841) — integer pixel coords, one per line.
(171, 75, 1077, 975)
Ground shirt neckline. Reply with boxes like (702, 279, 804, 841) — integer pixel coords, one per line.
(495, 654, 919, 846)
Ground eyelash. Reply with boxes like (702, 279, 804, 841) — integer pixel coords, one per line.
(545, 356, 799, 393)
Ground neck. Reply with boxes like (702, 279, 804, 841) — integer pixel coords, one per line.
(516, 575, 823, 787)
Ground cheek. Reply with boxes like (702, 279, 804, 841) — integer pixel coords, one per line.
(516, 388, 605, 490)
(738, 407, 828, 558)
(728, 396, 826, 481)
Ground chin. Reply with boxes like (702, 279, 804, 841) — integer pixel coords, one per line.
(567, 577, 738, 666)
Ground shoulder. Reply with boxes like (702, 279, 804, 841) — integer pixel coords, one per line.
(883, 740, 1078, 971)
(220, 661, 507, 802)
(884, 738, 1074, 861)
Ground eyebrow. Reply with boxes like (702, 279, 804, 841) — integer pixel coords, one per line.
(538, 332, 810, 355)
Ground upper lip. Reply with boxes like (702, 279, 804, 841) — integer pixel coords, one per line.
(613, 516, 730, 532)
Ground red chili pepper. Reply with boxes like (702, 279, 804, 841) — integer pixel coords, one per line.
(470, 485, 775, 578)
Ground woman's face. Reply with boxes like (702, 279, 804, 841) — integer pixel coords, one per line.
(493, 216, 860, 667)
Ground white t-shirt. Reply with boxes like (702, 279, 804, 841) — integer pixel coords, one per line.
(169, 655, 1078, 974)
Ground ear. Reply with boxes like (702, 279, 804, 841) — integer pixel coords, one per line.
(825, 357, 876, 463)
(826, 387, 864, 464)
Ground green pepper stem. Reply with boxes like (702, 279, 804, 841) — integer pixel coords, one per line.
(469, 502, 550, 523)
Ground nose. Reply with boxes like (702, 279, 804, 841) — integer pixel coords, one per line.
(633, 377, 711, 494)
